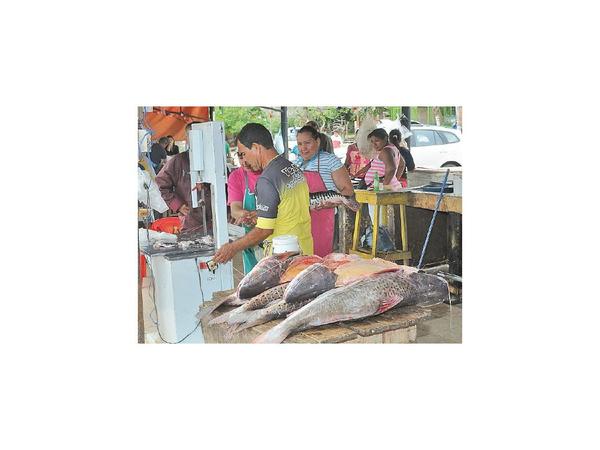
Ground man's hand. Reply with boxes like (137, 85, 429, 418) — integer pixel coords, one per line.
(213, 242, 238, 264)
(235, 210, 258, 226)
(179, 204, 191, 215)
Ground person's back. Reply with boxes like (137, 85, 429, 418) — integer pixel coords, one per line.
(255, 155, 313, 255)
(155, 151, 213, 234)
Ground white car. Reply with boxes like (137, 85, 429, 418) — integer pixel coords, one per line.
(408, 125, 462, 168)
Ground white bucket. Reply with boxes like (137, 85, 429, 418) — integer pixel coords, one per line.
(272, 235, 300, 254)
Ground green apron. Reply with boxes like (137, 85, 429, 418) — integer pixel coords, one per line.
(242, 170, 259, 274)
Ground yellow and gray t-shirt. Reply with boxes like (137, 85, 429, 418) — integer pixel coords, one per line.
(255, 155, 314, 255)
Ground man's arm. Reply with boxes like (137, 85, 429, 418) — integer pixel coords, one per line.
(230, 201, 257, 225)
(213, 226, 272, 264)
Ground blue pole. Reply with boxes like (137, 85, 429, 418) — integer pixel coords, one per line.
(417, 169, 450, 270)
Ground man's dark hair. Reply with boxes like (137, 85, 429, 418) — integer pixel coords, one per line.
(236, 123, 274, 149)
(167, 135, 174, 139)
(297, 125, 320, 140)
(158, 137, 170, 146)
(367, 128, 389, 141)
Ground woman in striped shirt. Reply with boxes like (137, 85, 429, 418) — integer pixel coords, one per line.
(294, 125, 354, 256)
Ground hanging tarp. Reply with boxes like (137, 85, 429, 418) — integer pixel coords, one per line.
(143, 106, 210, 141)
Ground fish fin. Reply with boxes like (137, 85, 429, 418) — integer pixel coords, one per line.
(376, 296, 402, 314)
(224, 324, 240, 341)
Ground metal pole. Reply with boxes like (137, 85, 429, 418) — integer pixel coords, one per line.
(417, 169, 450, 270)
(402, 106, 411, 149)
(281, 106, 288, 160)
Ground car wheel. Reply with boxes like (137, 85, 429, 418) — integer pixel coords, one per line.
(442, 162, 461, 167)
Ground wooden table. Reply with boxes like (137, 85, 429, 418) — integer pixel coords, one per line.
(200, 289, 432, 344)
(351, 190, 463, 264)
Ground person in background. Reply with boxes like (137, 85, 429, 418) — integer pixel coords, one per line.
(305, 120, 334, 153)
(150, 137, 169, 173)
(227, 150, 262, 273)
(155, 123, 213, 234)
(344, 130, 372, 180)
(389, 129, 415, 187)
(331, 130, 343, 149)
(294, 125, 354, 256)
(165, 135, 180, 156)
(213, 123, 313, 264)
(364, 128, 405, 191)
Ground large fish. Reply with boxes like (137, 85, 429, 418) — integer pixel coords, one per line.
(282, 256, 399, 304)
(197, 251, 297, 319)
(255, 270, 449, 343)
(282, 263, 338, 304)
(309, 190, 360, 212)
(208, 282, 291, 326)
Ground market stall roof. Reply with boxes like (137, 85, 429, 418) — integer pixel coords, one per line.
(143, 107, 210, 141)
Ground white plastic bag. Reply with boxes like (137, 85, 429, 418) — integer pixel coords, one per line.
(138, 167, 168, 213)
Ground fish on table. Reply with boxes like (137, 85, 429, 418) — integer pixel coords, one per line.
(254, 269, 449, 344)
(309, 190, 360, 212)
(208, 282, 291, 326)
(197, 251, 298, 320)
(230, 297, 315, 336)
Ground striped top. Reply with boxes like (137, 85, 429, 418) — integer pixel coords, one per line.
(364, 144, 403, 190)
(294, 150, 344, 192)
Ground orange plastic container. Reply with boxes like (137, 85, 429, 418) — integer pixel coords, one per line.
(149, 216, 182, 234)
(139, 217, 182, 278)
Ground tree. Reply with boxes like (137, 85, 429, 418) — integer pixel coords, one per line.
(214, 107, 280, 141)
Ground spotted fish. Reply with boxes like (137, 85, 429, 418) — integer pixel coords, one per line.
(309, 190, 360, 212)
(208, 282, 291, 326)
(254, 270, 449, 343)
(197, 251, 297, 320)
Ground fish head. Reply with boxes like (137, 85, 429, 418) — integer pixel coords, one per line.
(343, 196, 360, 212)
(283, 263, 337, 304)
(237, 256, 286, 298)
(407, 272, 450, 306)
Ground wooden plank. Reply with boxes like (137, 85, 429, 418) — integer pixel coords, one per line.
(290, 324, 358, 344)
(354, 190, 462, 213)
(349, 248, 412, 261)
(202, 291, 431, 344)
(382, 325, 417, 343)
(346, 334, 384, 343)
(339, 306, 431, 337)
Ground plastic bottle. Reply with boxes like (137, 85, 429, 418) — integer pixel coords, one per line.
(373, 172, 380, 191)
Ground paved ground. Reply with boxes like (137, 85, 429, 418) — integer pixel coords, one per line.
(416, 302, 462, 343)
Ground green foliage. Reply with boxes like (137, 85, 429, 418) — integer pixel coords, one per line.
(295, 106, 355, 133)
(214, 107, 281, 140)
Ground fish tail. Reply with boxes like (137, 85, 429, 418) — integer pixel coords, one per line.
(197, 292, 237, 320)
(233, 311, 273, 333)
(207, 309, 235, 326)
(254, 322, 290, 344)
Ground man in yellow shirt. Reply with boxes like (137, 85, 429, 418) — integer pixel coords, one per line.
(213, 123, 313, 264)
